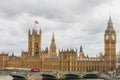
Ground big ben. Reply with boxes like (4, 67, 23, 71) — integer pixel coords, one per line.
(104, 17, 116, 71)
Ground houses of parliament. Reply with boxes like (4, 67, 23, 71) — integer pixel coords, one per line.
(0, 17, 116, 72)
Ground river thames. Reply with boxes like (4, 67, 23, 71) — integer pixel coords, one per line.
(0, 72, 120, 80)
(0, 75, 120, 80)
(0, 76, 13, 80)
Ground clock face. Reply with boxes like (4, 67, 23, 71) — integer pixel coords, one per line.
(106, 35, 109, 40)
(112, 35, 115, 40)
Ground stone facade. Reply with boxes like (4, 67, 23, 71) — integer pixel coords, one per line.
(0, 17, 116, 72)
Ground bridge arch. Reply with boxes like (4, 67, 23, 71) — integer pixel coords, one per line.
(10, 74, 26, 80)
(63, 73, 80, 79)
(41, 73, 57, 80)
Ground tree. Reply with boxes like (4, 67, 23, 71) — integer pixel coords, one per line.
(118, 65, 120, 69)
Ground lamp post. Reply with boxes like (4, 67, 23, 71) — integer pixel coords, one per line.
(40, 59, 42, 72)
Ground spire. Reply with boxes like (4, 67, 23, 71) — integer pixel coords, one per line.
(28, 29, 30, 35)
(45, 47, 48, 53)
(49, 32, 56, 56)
(80, 46, 83, 52)
(39, 29, 42, 35)
(108, 16, 112, 24)
(86, 54, 89, 58)
(12, 53, 14, 57)
(51, 32, 55, 43)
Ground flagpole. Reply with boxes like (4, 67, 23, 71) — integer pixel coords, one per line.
(34, 20, 39, 30)
(34, 22, 36, 30)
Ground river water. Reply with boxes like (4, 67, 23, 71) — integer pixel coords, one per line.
(0, 75, 119, 80)
(0, 76, 13, 80)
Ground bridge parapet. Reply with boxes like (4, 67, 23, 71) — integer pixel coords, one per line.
(41, 71, 81, 79)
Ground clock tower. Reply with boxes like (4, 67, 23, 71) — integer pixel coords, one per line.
(104, 17, 116, 71)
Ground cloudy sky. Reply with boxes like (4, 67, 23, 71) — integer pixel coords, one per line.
(0, 0, 120, 57)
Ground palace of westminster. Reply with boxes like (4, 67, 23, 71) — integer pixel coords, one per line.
(0, 17, 118, 72)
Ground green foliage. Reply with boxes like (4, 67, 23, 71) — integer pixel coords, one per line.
(118, 65, 120, 69)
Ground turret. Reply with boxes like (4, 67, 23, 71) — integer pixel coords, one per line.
(79, 46, 84, 59)
(39, 29, 42, 35)
(28, 29, 31, 35)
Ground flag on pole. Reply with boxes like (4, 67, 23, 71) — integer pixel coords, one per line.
(34, 20, 39, 24)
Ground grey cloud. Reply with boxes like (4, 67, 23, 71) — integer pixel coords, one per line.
(0, 0, 118, 56)
(0, 0, 113, 22)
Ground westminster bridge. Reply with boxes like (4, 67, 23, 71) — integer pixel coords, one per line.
(0, 71, 120, 80)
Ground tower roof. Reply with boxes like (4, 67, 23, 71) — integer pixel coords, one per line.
(108, 16, 112, 24)
(80, 46, 83, 52)
(105, 17, 115, 32)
